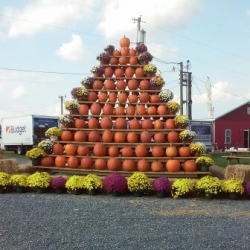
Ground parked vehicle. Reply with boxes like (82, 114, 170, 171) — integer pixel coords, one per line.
(0, 115, 59, 155)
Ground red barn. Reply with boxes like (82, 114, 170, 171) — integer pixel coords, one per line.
(213, 101, 250, 150)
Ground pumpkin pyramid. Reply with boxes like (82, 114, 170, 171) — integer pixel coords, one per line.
(50, 36, 202, 175)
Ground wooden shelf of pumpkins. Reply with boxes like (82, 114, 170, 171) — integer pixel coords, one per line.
(37, 36, 209, 178)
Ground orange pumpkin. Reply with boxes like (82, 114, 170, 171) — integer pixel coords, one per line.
(151, 161, 164, 172)
(113, 49, 121, 57)
(92, 80, 103, 90)
(52, 143, 64, 155)
(115, 106, 125, 115)
(98, 92, 108, 102)
(147, 106, 157, 116)
(129, 119, 141, 129)
(166, 159, 181, 172)
(121, 146, 134, 157)
(79, 104, 89, 115)
(127, 79, 139, 90)
(88, 117, 99, 129)
(129, 56, 138, 65)
(80, 157, 93, 169)
(104, 79, 115, 90)
(74, 118, 85, 128)
(104, 67, 113, 77)
(139, 92, 149, 103)
(109, 57, 118, 65)
(120, 47, 129, 56)
(87, 91, 98, 102)
(139, 80, 150, 90)
(125, 67, 135, 78)
(116, 80, 127, 90)
(126, 131, 139, 143)
(165, 119, 175, 129)
(74, 131, 87, 142)
(114, 117, 127, 129)
(107, 158, 121, 171)
(90, 103, 102, 115)
(108, 92, 117, 102)
(119, 56, 128, 65)
(149, 94, 160, 103)
(114, 132, 126, 143)
(126, 105, 135, 117)
(114, 68, 124, 77)
(135, 144, 148, 157)
(117, 92, 128, 103)
(120, 36, 130, 47)
(166, 146, 178, 157)
(41, 156, 54, 166)
(122, 159, 136, 171)
(151, 146, 164, 157)
(157, 105, 168, 116)
(178, 146, 191, 157)
(136, 104, 147, 116)
(141, 119, 153, 129)
(140, 131, 151, 143)
(93, 143, 107, 156)
(88, 131, 101, 142)
(60, 131, 73, 141)
(68, 156, 79, 168)
(137, 159, 150, 172)
(103, 104, 114, 115)
(94, 158, 107, 170)
(55, 156, 67, 167)
(128, 94, 138, 104)
(154, 132, 166, 143)
(135, 67, 144, 77)
(100, 116, 113, 129)
(64, 143, 77, 155)
(167, 131, 179, 143)
(129, 48, 137, 56)
(102, 130, 113, 142)
(183, 160, 197, 172)
(77, 145, 89, 156)
(154, 119, 164, 129)
(108, 145, 119, 157)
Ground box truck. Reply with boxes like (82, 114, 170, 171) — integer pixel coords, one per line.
(0, 115, 59, 155)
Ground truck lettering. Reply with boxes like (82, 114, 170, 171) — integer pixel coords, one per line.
(5, 125, 26, 135)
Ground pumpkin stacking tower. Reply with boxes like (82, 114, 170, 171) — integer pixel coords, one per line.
(44, 36, 210, 177)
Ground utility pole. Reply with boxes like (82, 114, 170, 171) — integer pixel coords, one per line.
(179, 61, 192, 120)
(132, 16, 146, 44)
(59, 95, 66, 115)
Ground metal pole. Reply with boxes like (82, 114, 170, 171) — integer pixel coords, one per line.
(179, 62, 183, 114)
(59, 96, 64, 115)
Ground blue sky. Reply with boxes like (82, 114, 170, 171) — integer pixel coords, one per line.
(0, 0, 250, 120)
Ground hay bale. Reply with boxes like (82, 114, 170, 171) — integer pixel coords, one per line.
(0, 158, 19, 174)
(18, 162, 38, 174)
(225, 165, 250, 182)
(210, 165, 225, 180)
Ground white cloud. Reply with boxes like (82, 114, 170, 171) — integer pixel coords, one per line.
(10, 86, 26, 98)
(1, 0, 94, 38)
(99, 0, 203, 38)
(247, 9, 250, 17)
(56, 34, 85, 61)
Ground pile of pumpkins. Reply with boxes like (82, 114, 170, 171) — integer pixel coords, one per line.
(40, 35, 198, 173)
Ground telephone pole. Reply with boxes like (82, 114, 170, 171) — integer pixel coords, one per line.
(132, 16, 146, 44)
(59, 95, 66, 115)
(179, 61, 192, 120)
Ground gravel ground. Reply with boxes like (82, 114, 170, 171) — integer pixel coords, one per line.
(1, 193, 250, 250)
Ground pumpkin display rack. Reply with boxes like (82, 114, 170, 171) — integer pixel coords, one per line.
(38, 36, 209, 177)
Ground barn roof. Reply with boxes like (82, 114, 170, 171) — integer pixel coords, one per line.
(215, 101, 250, 120)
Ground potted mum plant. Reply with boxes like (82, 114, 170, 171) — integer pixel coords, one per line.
(96, 52, 110, 64)
(195, 156, 214, 172)
(179, 130, 196, 143)
(91, 65, 105, 77)
(83, 174, 103, 195)
(138, 51, 153, 64)
(152, 177, 172, 198)
(244, 181, 250, 197)
(127, 172, 152, 197)
(71, 86, 89, 101)
(59, 114, 74, 128)
(195, 175, 222, 199)
(38, 139, 54, 154)
(45, 127, 62, 141)
(103, 173, 128, 196)
(0, 172, 10, 193)
(143, 63, 157, 76)
(64, 100, 80, 115)
(65, 175, 85, 195)
(25, 147, 47, 166)
(149, 75, 165, 91)
(189, 142, 207, 156)
(9, 174, 28, 193)
(104, 44, 115, 55)
(159, 89, 174, 103)
(51, 176, 67, 194)
(27, 172, 52, 194)
(174, 114, 190, 128)
(135, 43, 148, 53)
(167, 101, 180, 114)
(81, 76, 94, 89)
(171, 179, 195, 199)
(222, 178, 244, 200)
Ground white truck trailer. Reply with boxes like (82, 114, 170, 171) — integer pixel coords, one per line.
(0, 115, 59, 155)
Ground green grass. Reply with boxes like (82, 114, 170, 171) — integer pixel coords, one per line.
(211, 152, 250, 169)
